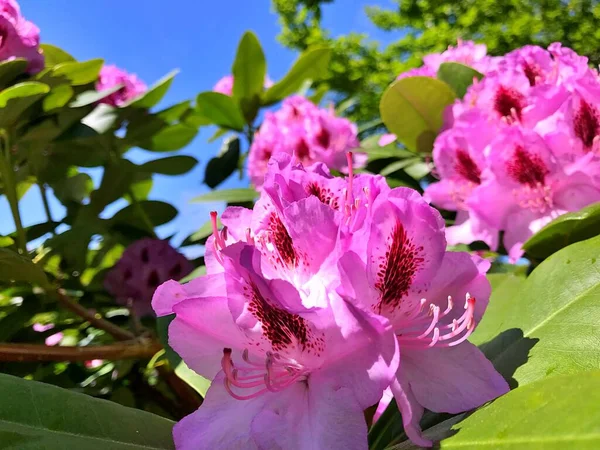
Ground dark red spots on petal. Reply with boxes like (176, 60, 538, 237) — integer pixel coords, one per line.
(573, 99, 600, 150)
(523, 61, 542, 86)
(262, 148, 272, 161)
(268, 213, 297, 267)
(375, 221, 424, 311)
(295, 139, 310, 161)
(306, 182, 340, 210)
(494, 85, 526, 121)
(316, 127, 331, 148)
(246, 282, 310, 352)
(506, 146, 549, 186)
(454, 149, 481, 184)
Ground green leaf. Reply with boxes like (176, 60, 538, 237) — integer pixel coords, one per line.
(156, 314, 181, 368)
(50, 59, 104, 86)
(126, 70, 178, 109)
(139, 155, 198, 175)
(195, 92, 245, 131)
(69, 85, 123, 108)
(175, 361, 211, 397)
(181, 217, 220, 246)
(379, 157, 421, 176)
(0, 248, 49, 287)
(437, 62, 484, 98)
(42, 84, 74, 112)
(191, 188, 258, 204)
(40, 44, 76, 67)
(0, 59, 28, 89)
(434, 371, 600, 449)
(0, 373, 175, 449)
(89, 160, 135, 214)
(473, 236, 600, 388)
(81, 104, 120, 134)
(380, 77, 456, 152)
(262, 47, 332, 105)
(111, 200, 178, 230)
(523, 201, 600, 260)
(232, 31, 267, 123)
(157, 101, 191, 123)
(53, 172, 93, 203)
(138, 123, 198, 152)
(0, 82, 49, 127)
(204, 136, 240, 188)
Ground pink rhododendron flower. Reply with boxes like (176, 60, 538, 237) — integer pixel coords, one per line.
(105, 238, 193, 317)
(154, 154, 507, 448)
(85, 359, 104, 369)
(32, 323, 54, 333)
(0, 0, 43, 72)
(378, 133, 397, 147)
(45, 332, 63, 347)
(96, 64, 147, 107)
(213, 74, 273, 96)
(422, 42, 600, 259)
(248, 95, 363, 188)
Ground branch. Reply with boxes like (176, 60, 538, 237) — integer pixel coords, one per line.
(55, 289, 135, 341)
(0, 339, 162, 362)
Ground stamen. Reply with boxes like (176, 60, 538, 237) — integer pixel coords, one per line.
(346, 152, 354, 211)
(210, 211, 225, 249)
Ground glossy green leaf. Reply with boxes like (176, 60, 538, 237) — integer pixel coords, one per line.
(40, 44, 76, 67)
(181, 217, 220, 247)
(0, 248, 49, 287)
(69, 85, 123, 108)
(0, 82, 50, 126)
(191, 187, 258, 204)
(126, 70, 178, 109)
(195, 92, 245, 131)
(81, 104, 120, 134)
(523, 201, 600, 260)
(262, 47, 331, 105)
(0, 59, 28, 89)
(433, 371, 600, 449)
(232, 31, 266, 123)
(111, 200, 178, 230)
(42, 84, 74, 112)
(50, 59, 103, 86)
(204, 136, 240, 188)
(380, 77, 456, 152)
(157, 101, 191, 123)
(89, 160, 135, 214)
(174, 362, 211, 397)
(473, 236, 600, 388)
(139, 155, 198, 175)
(437, 62, 484, 98)
(0, 373, 175, 449)
(138, 123, 197, 152)
(52, 172, 93, 203)
(156, 314, 181, 368)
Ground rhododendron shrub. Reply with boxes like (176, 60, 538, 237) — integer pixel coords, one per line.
(0, 2, 599, 448)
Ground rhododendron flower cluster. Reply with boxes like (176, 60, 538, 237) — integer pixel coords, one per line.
(153, 154, 508, 449)
(421, 43, 600, 260)
(0, 0, 43, 72)
(248, 95, 364, 188)
(212, 74, 273, 96)
(105, 238, 192, 317)
(96, 64, 147, 107)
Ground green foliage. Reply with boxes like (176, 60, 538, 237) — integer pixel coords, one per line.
(436, 62, 483, 98)
(273, 0, 600, 124)
(204, 136, 241, 188)
(191, 187, 258, 203)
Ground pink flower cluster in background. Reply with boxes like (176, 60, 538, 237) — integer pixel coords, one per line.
(0, 0, 43, 72)
(96, 64, 147, 107)
(409, 42, 600, 260)
(153, 154, 507, 449)
(212, 74, 273, 96)
(105, 238, 193, 317)
(248, 95, 365, 188)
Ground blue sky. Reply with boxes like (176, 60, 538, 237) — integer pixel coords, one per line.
(3, 0, 396, 250)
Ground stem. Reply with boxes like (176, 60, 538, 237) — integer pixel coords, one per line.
(55, 289, 136, 341)
(38, 182, 55, 231)
(0, 339, 162, 362)
(0, 132, 26, 253)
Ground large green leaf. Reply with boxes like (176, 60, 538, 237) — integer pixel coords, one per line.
(111, 200, 178, 230)
(523, 201, 600, 260)
(0, 59, 28, 89)
(428, 371, 600, 449)
(50, 59, 104, 86)
(0, 82, 49, 127)
(195, 92, 245, 131)
(139, 156, 198, 175)
(473, 236, 600, 387)
(437, 62, 484, 98)
(380, 77, 456, 153)
(126, 70, 178, 109)
(262, 47, 331, 105)
(137, 123, 198, 152)
(0, 373, 175, 449)
(204, 136, 240, 188)
(0, 248, 49, 287)
(40, 44, 76, 67)
(191, 188, 258, 204)
(42, 84, 74, 112)
(89, 160, 135, 214)
(174, 362, 211, 397)
(232, 31, 266, 123)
